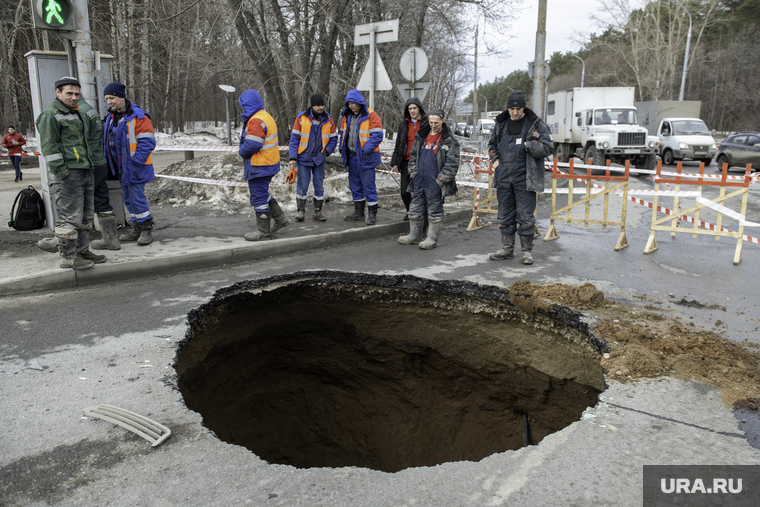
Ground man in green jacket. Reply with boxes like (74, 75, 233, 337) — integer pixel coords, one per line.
(35, 77, 107, 270)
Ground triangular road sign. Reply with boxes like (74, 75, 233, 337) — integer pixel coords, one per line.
(357, 49, 393, 91)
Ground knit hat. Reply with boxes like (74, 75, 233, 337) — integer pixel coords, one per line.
(104, 82, 126, 98)
(428, 108, 446, 119)
(55, 76, 80, 90)
(507, 91, 527, 108)
(310, 94, 325, 107)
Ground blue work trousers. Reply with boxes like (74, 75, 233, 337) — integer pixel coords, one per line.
(346, 152, 377, 206)
(409, 146, 444, 223)
(248, 175, 274, 213)
(121, 179, 152, 224)
(296, 162, 325, 201)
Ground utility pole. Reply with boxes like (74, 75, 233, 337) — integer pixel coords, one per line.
(473, 22, 478, 124)
(531, 0, 547, 117)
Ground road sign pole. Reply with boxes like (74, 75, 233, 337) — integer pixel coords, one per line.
(410, 48, 416, 98)
(369, 26, 376, 110)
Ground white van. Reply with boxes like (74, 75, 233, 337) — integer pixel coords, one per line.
(475, 119, 496, 138)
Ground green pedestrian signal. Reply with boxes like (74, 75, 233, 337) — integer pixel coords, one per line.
(31, 0, 76, 31)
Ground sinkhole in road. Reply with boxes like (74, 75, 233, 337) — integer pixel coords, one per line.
(175, 271, 607, 473)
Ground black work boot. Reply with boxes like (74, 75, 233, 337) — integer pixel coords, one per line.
(520, 234, 534, 265)
(344, 201, 366, 221)
(137, 219, 153, 246)
(312, 198, 326, 221)
(76, 229, 106, 263)
(245, 212, 271, 241)
(59, 237, 94, 270)
(295, 198, 307, 222)
(490, 229, 515, 260)
(119, 221, 142, 242)
(269, 197, 291, 234)
(366, 205, 378, 225)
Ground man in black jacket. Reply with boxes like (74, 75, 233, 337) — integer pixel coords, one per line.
(391, 98, 427, 220)
(487, 91, 553, 265)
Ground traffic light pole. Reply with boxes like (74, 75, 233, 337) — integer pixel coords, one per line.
(68, 0, 96, 103)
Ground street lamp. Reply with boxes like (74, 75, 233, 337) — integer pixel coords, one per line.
(219, 84, 236, 145)
(672, 0, 692, 101)
(572, 54, 585, 88)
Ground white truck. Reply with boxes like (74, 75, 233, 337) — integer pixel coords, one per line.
(636, 100, 717, 166)
(545, 87, 659, 170)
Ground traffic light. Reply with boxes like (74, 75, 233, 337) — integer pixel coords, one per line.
(31, 0, 76, 31)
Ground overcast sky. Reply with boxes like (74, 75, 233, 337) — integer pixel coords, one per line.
(475, 0, 605, 89)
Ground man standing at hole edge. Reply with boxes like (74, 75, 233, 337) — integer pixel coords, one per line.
(338, 89, 383, 225)
(35, 77, 108, 270)
(239, 89, 290, 241)
(287, 94, 337, 222)
(103, 82, 157, 246)
(390, 98, 427, 221)
(488, 91, 553, 265)
(398, 109, 459, 250)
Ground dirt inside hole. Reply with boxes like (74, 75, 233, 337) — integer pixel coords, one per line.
(508, 280, 760, 409)
(175, 272, 605, 473)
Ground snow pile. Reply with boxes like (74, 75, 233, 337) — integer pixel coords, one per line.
(154, 129, 236, 147)
(145, 154, 391, 214)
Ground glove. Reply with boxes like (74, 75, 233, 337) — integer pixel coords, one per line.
(438, 179, 446, 188)
(286, 166, 297, 184)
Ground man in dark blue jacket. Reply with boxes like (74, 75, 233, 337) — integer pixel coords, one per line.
(337, 89, 384, 225)
(288, 94, 337, 221)
(487, 91, 553, 265)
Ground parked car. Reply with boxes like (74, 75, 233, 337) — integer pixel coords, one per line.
(715, 132, 760, 171)
(464, 125, 475, 138)
(455, 123, 467, 136)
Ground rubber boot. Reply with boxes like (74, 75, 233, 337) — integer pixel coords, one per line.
(92, 212, 121, 250)
(245, 212, 271, 241)
(344, 201, 365, 221)
(295, 198, 306, 222)
(59, 237, 94, 270)
(76, 229, 106, 263)
(137, 219, 153, 246)
(520, 234, 534, 265)
(312, 198, 326, 221)
(419, 221, 442, 250)
(366, 205, 378, 225)
(119, 221, 142, 242)
(269, 198, 291, 234)
(398, 219, 424, 245)
(490, 229, 515, 260)
(37, 236, 59, 253)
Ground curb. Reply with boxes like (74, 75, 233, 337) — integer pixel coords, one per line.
(0, 208, 473, 296)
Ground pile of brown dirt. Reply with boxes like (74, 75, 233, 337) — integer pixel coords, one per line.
(508, 280, 760, 409)
(510, 280, 608, 310)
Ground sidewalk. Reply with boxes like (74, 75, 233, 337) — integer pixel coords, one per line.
(0, 165, 472, 295)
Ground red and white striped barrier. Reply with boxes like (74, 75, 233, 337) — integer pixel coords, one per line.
(0, 152, 42, 157)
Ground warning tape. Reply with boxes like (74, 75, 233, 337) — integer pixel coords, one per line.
(155, 174, 248, 187)
(0, 152, 42, 157)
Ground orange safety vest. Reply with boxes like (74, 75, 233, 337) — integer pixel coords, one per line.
(127, 118, 154, 166)
(297, 115, 335, 154)
(247, 110, 280, 166)
(341, 109, 382, 153)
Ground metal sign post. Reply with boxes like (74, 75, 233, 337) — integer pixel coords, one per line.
(219, 85, 236, 146)
(354, 19, 399, 110)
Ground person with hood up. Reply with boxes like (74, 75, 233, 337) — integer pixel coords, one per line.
(337, 89, 384, 225)
(239, 89, 290, 241)
(391, 98, 427, 220)
(103, 82, 157, 246)
(487, 91, 553, 265)
(287, 94, 338, 221)
(398, 109, 459, 250)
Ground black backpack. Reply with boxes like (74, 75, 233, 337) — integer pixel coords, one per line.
(9, 185, 46, 231)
